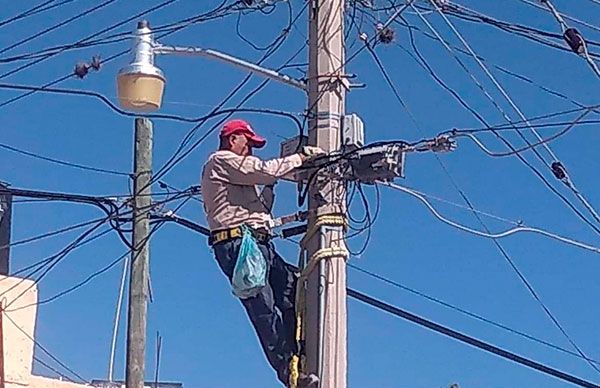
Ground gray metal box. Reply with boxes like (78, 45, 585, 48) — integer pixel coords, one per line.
(342, 113, 365, 150)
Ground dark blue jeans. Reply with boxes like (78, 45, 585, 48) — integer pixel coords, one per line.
(213, 238, 298, 386)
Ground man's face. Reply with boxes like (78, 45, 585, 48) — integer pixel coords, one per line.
(228, 133, 253, 156)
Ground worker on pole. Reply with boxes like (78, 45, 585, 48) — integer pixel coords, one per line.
(201, 119, 322, 387)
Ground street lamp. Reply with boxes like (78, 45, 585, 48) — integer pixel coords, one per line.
(116, 21, 165, 112)
(116, 20, 306, 112)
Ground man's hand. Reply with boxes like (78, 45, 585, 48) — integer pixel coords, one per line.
(299, 146, 326, 162)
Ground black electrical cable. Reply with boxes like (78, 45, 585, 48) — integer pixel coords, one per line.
(365, 7, 600, 375)
(3, 310, 87, 384)
(3, 190, 196, 288)
(347, 288, 600, 388)
(11, 192, 199, 311)
(16, 250, 130, 310)
(236, 0, 293, 51)
(348, 263, 600, 365)
(146, 15, 307, 189)
(0, 0, 242, 66)
(0, 216, 110, 251)
(33, 355, 75, 382)
(0, 82, 305, 128)
(461, 117, 600, 133)
(0, 0, 75, 30)
(390, 17, 600, 114)
(0, 0, 182, 81)
(0, 219, 111, 311)
(0, 141, 130, 177)
(0, 0, 237, 109)
(0, 34, 130, 64)
(0, 0, 118, 56)
(429, 2, 600, 229)
(438, 2, 600, 55)
(396, 5, 600, 238)
(398, 22, 599, 159)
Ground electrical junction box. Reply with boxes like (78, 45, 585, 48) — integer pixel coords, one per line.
(345, 144, 405, 184)
(280, 135, 308, 158)
(342, 113, 364, 150)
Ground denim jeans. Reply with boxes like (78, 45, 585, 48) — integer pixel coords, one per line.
(213, 238, 298, 386)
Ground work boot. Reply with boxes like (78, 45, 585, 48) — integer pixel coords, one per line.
(297, 373, 319, 387)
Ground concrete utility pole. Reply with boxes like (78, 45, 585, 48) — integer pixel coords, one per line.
(126, 118, 153, 388)
(304, 0, 348, 387)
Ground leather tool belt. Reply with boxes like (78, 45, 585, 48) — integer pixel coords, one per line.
(209, 225, 270, 246)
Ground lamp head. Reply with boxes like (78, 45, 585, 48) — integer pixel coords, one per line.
(116, 20, 165, 112)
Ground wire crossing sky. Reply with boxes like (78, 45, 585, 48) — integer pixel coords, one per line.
(1, 0, 600, 387)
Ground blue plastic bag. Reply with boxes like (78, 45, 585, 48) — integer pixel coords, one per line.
(232, 226, 267, 299)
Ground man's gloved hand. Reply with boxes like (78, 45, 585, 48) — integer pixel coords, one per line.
(300, 146, 326, 161)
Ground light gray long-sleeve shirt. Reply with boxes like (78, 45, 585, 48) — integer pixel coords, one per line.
(201, 150, 303, 232)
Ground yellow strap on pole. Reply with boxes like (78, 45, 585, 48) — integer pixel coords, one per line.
(301, 214, 347, 247)
(288, 214, 348, 386)
(299, 246, 349, 281)
(289, 354, 300, 388)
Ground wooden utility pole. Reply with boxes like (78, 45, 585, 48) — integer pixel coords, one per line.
(126, 118, 153, 388)
(304, 0, 348, 387)
(0, 183, 12, 275)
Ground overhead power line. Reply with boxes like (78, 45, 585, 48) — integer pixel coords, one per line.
(388, 14, 600, 114)
(0, 141, 130, 177)
(382, 182, 600, 254)
(3, 309, 87, 383)
(33, 355, 75, 382)
(518, 0, 600, 35)
(348, 263, 600, 365)
(364, 3, 600, 377)
(428, 0, 600, 236)
(0, 0, 118, 56)
(347, 288, 600, 388)
(407, 3, 600, 239)
(0, 0, 76, 30)
(0, 0, 180, 81)
(0, 216, 111, 251)
(0, 0, 237, 109)
(452, 108, 593, 158)
(9, 193, 196, 312)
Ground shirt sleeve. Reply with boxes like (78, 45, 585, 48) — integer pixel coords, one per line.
(212, 152, 303, 186)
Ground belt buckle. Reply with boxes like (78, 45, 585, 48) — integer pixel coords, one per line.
(231, 227, 243, 238)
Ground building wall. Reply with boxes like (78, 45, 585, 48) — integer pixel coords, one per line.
(1, 275, 87, 388)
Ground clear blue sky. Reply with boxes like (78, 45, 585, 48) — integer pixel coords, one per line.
(1, 1, 600, 387)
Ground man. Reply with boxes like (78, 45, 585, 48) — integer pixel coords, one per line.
(201, 119, 322, 387)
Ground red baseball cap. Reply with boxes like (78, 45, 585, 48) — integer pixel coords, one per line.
(220, 119, 266, 148)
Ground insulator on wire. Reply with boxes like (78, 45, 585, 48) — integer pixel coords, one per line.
(563, 28, 586, 55)
(551, 161, 567, 180)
